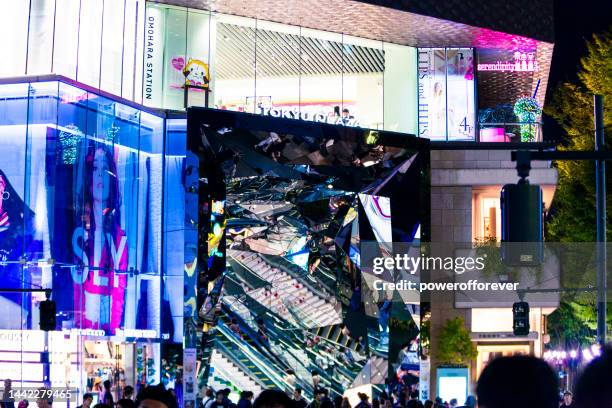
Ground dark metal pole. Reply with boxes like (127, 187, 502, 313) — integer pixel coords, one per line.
(595, 94, 607, 346)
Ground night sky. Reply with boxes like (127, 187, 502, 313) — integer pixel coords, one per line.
(543, 0, 612, 140)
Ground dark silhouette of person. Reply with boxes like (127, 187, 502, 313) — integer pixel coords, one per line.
(476, 355, 558, 408)
(574, 347, 612, 408)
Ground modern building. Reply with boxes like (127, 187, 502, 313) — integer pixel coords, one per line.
(0, 0, 558, 406)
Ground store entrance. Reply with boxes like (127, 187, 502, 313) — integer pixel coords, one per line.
(83, 340, 157, 404)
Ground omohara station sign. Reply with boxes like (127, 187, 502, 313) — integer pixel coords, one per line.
(257, 106, 360, 127)
(477, 52, 539, 73)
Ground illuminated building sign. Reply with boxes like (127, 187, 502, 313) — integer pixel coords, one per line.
(477, 52, 538, 72)
(257, 106, 360, 127)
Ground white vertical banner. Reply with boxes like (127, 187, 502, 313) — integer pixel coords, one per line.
(420, 358, 430, 401)
(183, 348, 197, 406)
(143, 4, 165, 107)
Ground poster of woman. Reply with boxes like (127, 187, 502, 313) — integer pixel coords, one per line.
(71, 143, 128, 334)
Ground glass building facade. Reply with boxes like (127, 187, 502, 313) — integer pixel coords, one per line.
(2, 1, 536, 142)
(0, 78, 186, 402)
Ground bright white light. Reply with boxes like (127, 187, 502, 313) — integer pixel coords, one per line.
(591, 344, 601, 357)
(583, 348, 594, 362)
(543, 351, 551, 360)
(561, 351, 567, 359)
(569, 350, 578, 359)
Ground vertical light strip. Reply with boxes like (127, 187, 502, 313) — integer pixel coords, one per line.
(50, 0, 58, 72)
(120, 0, 127, 98)
(75, 0, 82, 81)
(24, 0, 32, 74)
(98, 0, 105, 90)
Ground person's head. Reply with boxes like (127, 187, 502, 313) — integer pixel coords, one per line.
(476, 355, 558, 408)
(241, 391, 254, 401)
(410, 392, 418, 401)
(36, 389, 53, 408)
(215, 391, 225, 404)
(433, 82, 443, 97)
(4, 379, 11, 389)
(79, 143, 121, 232)
(252, 390, 293, 408)
(83, 393, 94, 407)
(334, 106, 340, 116)
(342, 109, 349, 118)
(562, 391, 572, 406)
(124, 387, 135, 399)
(358, 393, 369, 402)
(135, 385, 178, 408)
(574, 348, 612, 408)
(424, 401, 433, 408)
(293, 388, 302, 400)
(449, 399, 457, 407)
(103, 380, 112, 391)
(205, 388, 214, 398)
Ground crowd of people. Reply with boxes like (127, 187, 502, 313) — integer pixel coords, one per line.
(1, 348, 611, 408)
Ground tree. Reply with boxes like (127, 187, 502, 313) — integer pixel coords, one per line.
(436, 317, 477, 366)
(545, 29, 612, 347)
(545, 30, 612, 242)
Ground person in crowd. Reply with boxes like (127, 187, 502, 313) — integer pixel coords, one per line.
(93, 404, 110, 408)
(201, 388, 215, 408)
(423, 401, 433, 408)
(476, 355, 558, 408)
(574, 347, 612, 408)
(318, 390, 333, 408)
(78, 394, 95, 408)
(118, 387, 136, 408)
(559, 391, 574, 408)
(102, 381, 114, 407)
(238, 391, 254, 408)
(355, 393, 371, 408)
(448, 400, 457, 408)
(36, 390, 52, 408)
(455, 396, 475, 408)
(17, 401, 28, 408)
(311, 371, 321, 394)
(340, 398, 351, 408)
(1, 379, 15, 408)
(135, 385, 178, 408)
(210, 391, 231, 408)
(229, 318, 242, 338)
(405, 392, 423, 408)
(371, 399, 379, 408)
(333, 396, 342, 408)
(253, 390, 293, 408)
(256, 317, 269, 344)
(307, 392, 322, 408)
(341, 109, 353, 125)
(284, 370, 296, 391)
(292, 388, 307, 408)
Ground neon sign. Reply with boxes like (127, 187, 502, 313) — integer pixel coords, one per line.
(477, 52, 538, 72)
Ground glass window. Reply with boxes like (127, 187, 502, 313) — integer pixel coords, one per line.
(123, 0, 144, 101)
(251, 20, 301, 121)
(161, 6, 188, 110)
(77, 0, 104, 87)
(214, 15, 256, 113)
(184, 9, 213, 108)
(100, 0, 126, 96)
(0, 0, 29, 76)
(418, 48, 475, 140)
(383, 42, 417, 134)
(446, 48, 475, 140)
(53, 0, 80, 78)
(418, 48, 447, 140)
(26, 0, 55, 75)
(163, 118, 186, 343)
(299, 28, 343, 125)
(342, 34, 384, 130)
